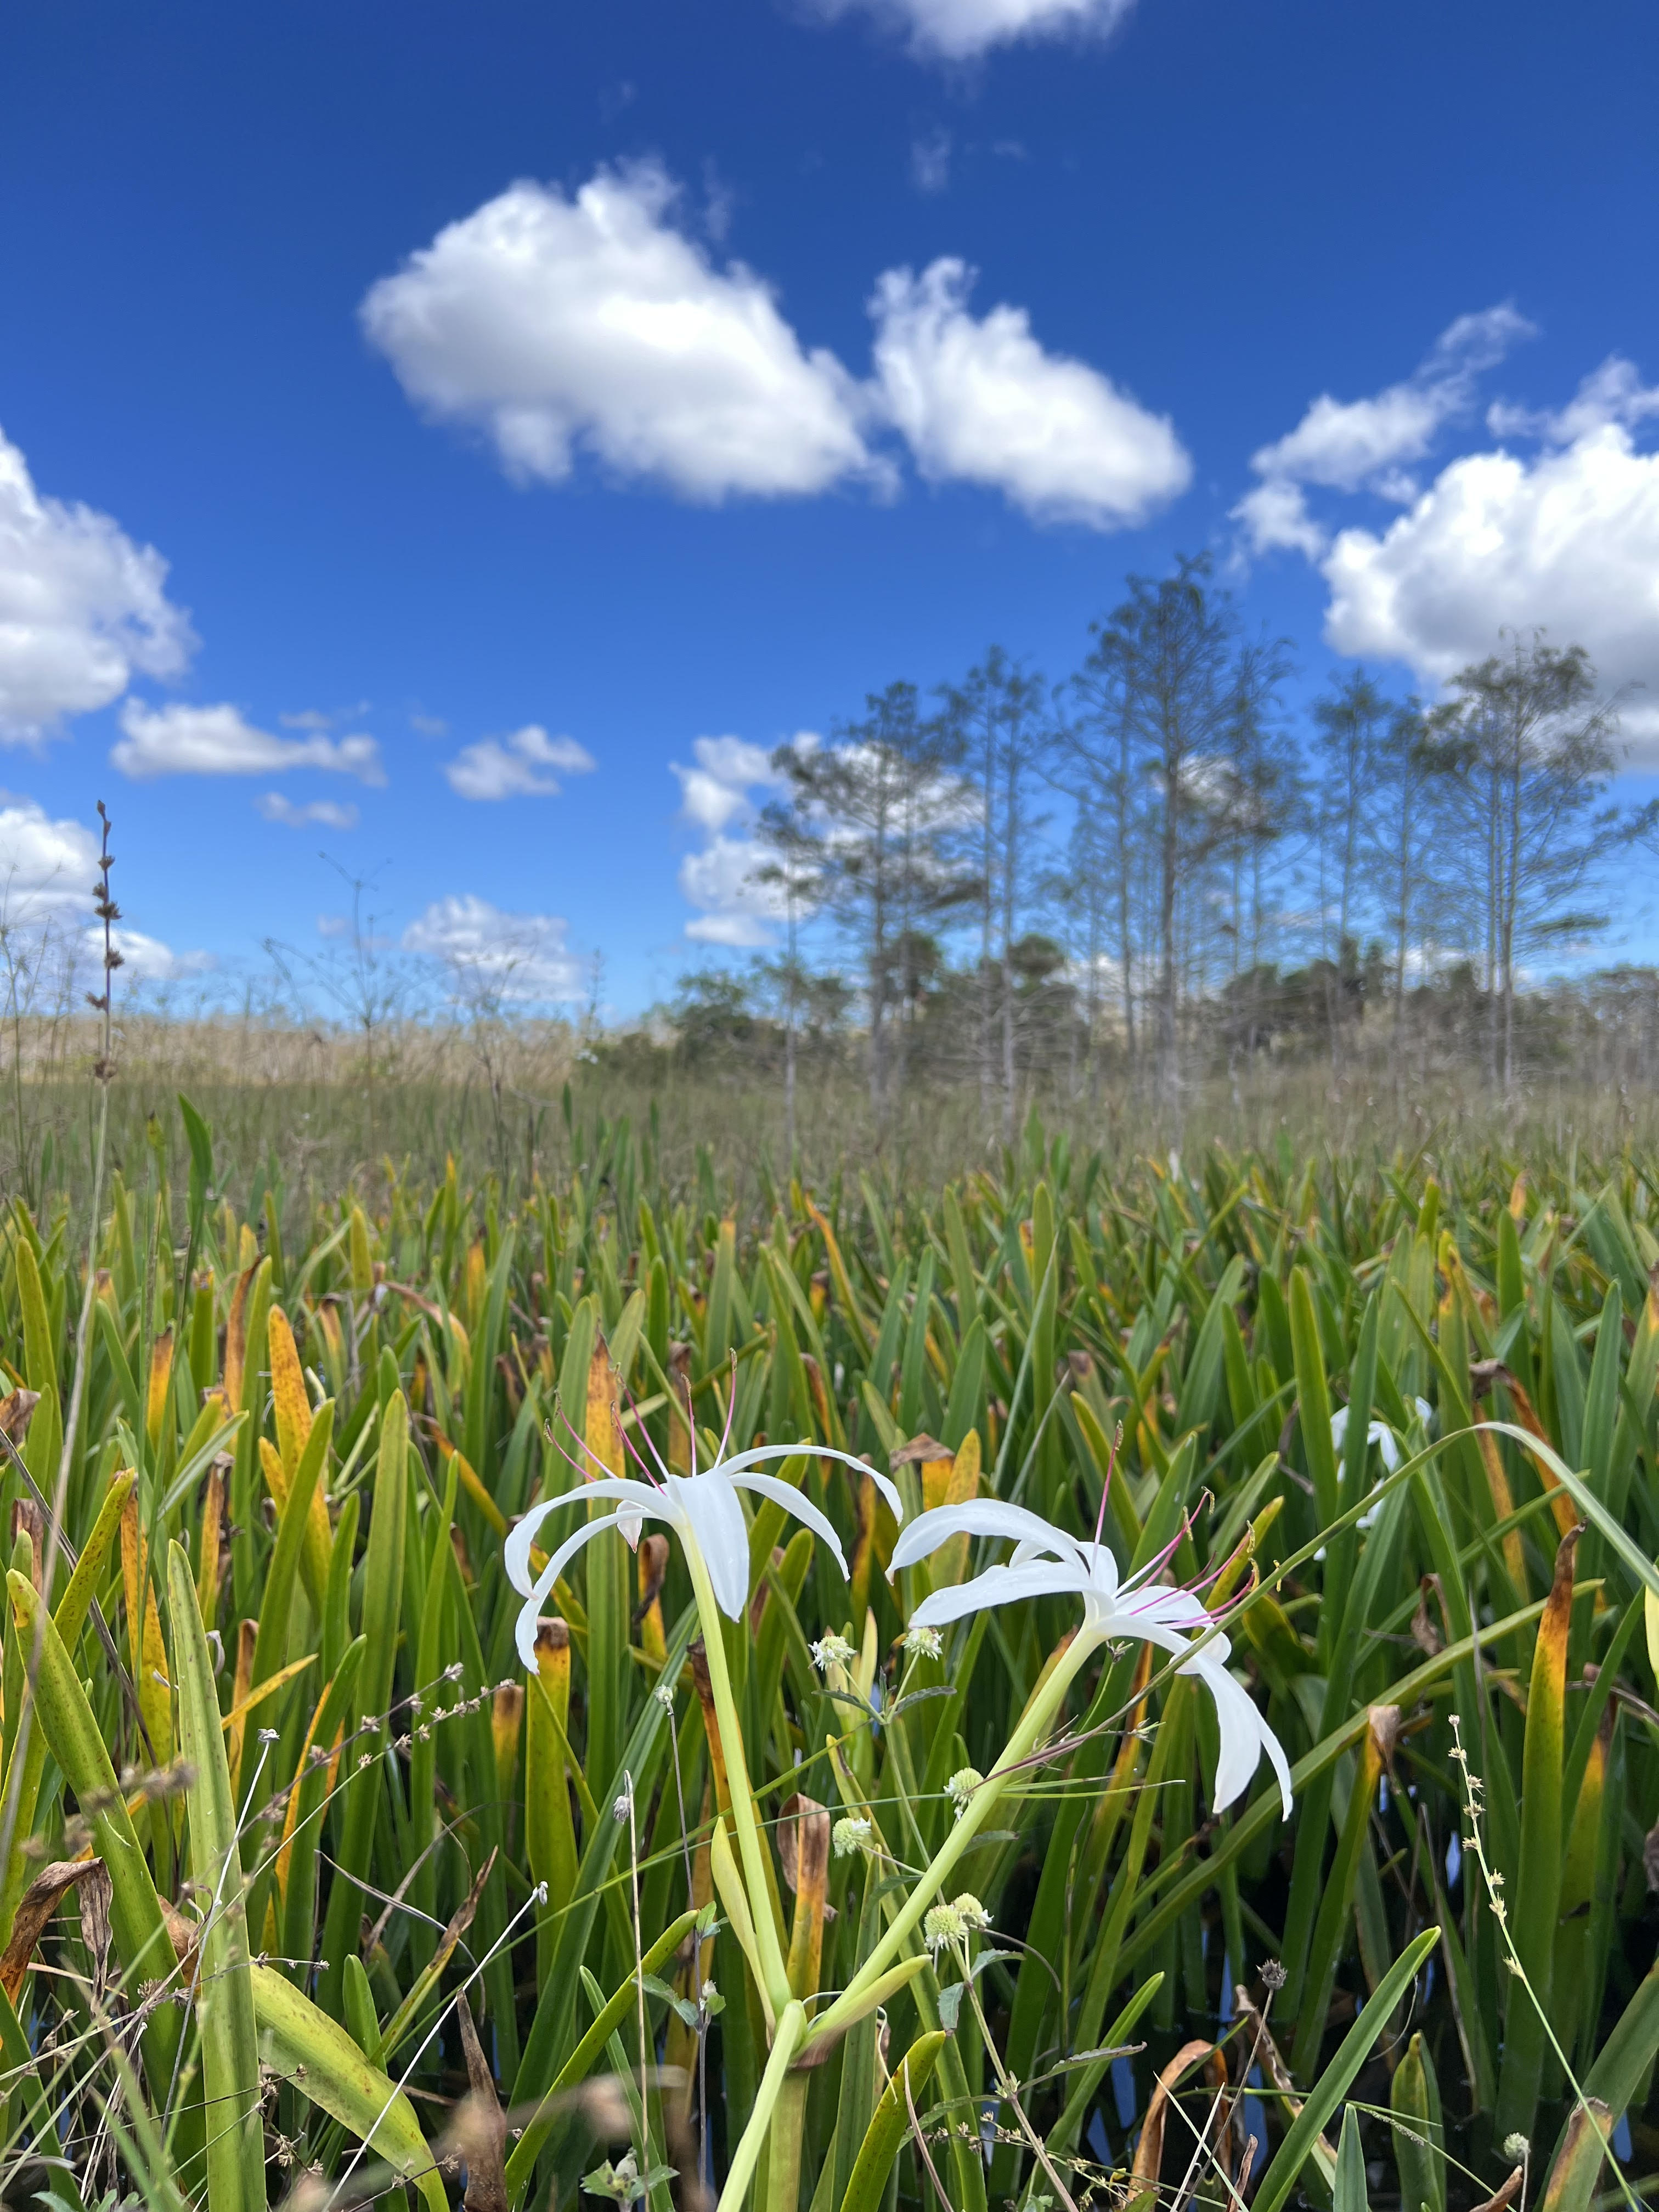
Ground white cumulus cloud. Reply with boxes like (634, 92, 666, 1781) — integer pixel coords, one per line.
(680, 837, 786, 947)
(870, 259, 1190, 528)
(1323, 413, 1659, 761)
(0, 798, 207, 980)
(403, 893, 583, 1003)
(113, 701, 385, 782)
(0, 427, 194, 743)
(93, 925, 216, 985)
(672, 735, 778, 834)
(361, 164, 875, 501)
(443, 724, 595, 801)
(364, 166, 1190, 531)
(257, 793, 361, 830)
(0, 798, 100, 922)
(672, 733, 816, 945)
(811, 0, 1136, 61)
(1236, 306, 1534, 554)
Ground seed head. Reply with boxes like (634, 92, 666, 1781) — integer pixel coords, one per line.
(945, 1767, 984, 1821)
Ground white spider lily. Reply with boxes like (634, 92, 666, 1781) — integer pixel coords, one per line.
(506, 1443, 900, 1669)
(890, 1497, 1291, 1818)
(1330, 1406, 1402, 1475)
(1331, 1398, 1433, 1526)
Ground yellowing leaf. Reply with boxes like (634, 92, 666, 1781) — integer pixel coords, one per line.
(119, 1494, 173, 1768)
(144, 1329, 173, 1450)
(268, 1306, 312, 1477)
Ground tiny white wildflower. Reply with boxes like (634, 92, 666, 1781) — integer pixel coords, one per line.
(654, 1682, 676, 1710)
(832, 1815, 873, 1859)
(902, 1623, 943, 1660)
(945, 1767, 984, 1821)
(923, 1901, 966, 1956)
(810, 1633, 856, 1673)
(924, 1892, 991, 1957)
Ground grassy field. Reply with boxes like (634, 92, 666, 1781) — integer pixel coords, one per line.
(0, 1093, 1656, 2212)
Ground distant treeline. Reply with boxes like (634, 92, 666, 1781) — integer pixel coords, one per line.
(646, 556, 1656, 1140)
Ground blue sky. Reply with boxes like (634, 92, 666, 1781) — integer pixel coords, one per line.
(3, 0, 1657, 1012)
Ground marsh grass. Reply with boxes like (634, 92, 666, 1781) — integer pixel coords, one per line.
(0, 1087, 1655, 2212)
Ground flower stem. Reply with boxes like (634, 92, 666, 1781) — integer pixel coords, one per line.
(684, 1542, 794, 2017)
(764, 2070, 810, 2212)
(814, 1628, 1097, 2045)
(717, 1997, 806, 2211)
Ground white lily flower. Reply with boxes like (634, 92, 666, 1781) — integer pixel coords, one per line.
(505, 1438, 901, 1671)
(1330, 1404, 1401, 1474)
(889, 1497, 1291, 1819)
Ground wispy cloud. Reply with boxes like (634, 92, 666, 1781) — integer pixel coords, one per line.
(257, 792, 361, 830)
(442, 724, 596, 800)
(113, 701, 385, 782)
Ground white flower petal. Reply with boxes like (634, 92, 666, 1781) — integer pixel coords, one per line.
(670, 1470, 753, 1620)
(513, 1510, 626, 1667)
(1116, 1584, 1215, 1640)
(505, 1479, 664, 1592)
(890, 1498, 1080, 1575)
(1370, 1421, 1401, 1474)
(504, 1494, 565, 1595)
(1330, 1406, 1351, 1452)
(1195, 1656, 1288, 1815)
(731, 1471, 851, 1581)
(719, 1442, 905, 1523)
(910, 1559, 1090, 1628)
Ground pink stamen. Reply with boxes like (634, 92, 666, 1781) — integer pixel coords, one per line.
(1121, 1489, 1211, 1592)
(1092, 1424, 1118, 1548)
(715, 1350, 738, 1464)
(618, 1376, 670, 1488)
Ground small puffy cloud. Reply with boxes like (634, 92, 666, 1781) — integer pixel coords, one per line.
(361, 164, 874, 501)
(870, 259, 1190, 528)
(681, 836, 789, 946)
(403, 893, 583, 1002)
(0, 798, 99, 921)
(0, 427, 194, 743)
(1323, 417, 1659, 761)
(443, 724, 595, 800)
(1236, 305, 1534, 553)
(257, 793, 360, 830)
(672, 734, 779, 833)
(114, 702, 385, 782)
(1231, 479, 1325, 560)
(0, 799, 207, 977)
(93, 925, 215, 985)
(673, 733, 817, 944)
(812, 0, 1136, 61)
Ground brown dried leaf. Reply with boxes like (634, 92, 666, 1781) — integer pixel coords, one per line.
(0, 1390, 40, 1448)
(889, 1434, 953, 1467)
(1131, 2038, 1224, 2191)
(1410, 1576, 1444, 1657)
(1, 1859, 103, 2001)
(1472, 2168, 1526, 2212)
(453, 1995, 507, 2212)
